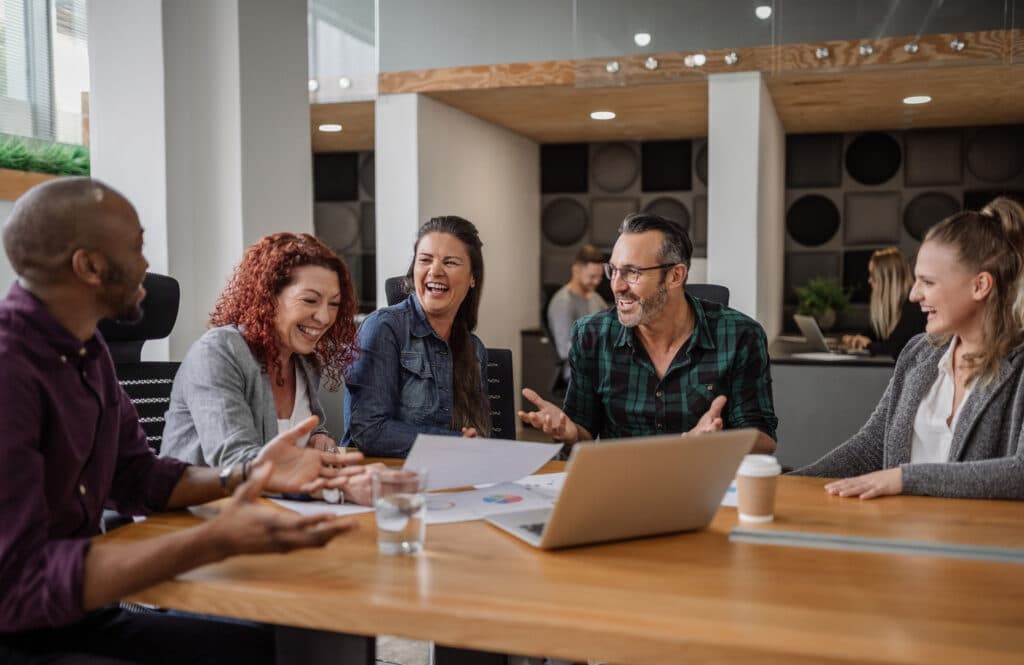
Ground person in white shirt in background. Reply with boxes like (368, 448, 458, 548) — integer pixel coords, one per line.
(546, 244, 608, 383)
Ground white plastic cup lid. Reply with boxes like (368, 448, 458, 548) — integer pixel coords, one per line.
(737, 454, 781, 477)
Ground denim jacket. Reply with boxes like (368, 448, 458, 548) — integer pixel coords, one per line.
(343, 294, 488, 457)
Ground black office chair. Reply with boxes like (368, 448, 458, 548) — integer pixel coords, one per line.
(485, 349, 516, 440)
(384, 275, 409, 307)
(384, 275, 516, 440)
(687, 283, 730, 307)
(97, 272, 181, 455)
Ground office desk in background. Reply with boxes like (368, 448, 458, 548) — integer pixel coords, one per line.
(97, 474, 1024, 665)
(770, 338, 895, 469)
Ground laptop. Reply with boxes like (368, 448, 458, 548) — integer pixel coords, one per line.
(792, 314, 869, 359)
(485, 429, 758, 549)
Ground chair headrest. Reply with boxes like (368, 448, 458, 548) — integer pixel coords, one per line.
(98, 272, 180, 343)
(385, 276, 409, 307)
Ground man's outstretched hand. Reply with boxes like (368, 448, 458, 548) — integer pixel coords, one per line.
(687, 395, 727, 435)
(517, 388, 583, 444)
(255, 416, 366, 495)
(207, 463, 354, 556)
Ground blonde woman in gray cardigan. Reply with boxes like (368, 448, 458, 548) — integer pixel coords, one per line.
(797, 197, 1024, 500)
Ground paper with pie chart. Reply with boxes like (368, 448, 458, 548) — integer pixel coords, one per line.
(424, 482, 555, 525)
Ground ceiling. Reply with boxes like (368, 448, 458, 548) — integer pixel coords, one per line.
(312, 29, 1024, 151)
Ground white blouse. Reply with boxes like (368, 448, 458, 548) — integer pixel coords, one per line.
(910, 337, 974, 464)
(276, 365, 314, 448)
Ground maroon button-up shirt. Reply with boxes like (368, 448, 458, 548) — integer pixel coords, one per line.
(0, 283, 188, 633)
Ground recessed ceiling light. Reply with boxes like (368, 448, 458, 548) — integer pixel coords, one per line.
(590, 111, 616, 121)
(308, 79, 319, 92)
(755, 5, 772, 20)
(318, 123, 343, 132)
(338, 77, 352, 89)
(903, 95, 932, 105)
(634, 32, 651, 47)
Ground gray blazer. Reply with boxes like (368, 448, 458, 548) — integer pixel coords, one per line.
(797, 334, 1024, 500)
(161, 325, 330, 467)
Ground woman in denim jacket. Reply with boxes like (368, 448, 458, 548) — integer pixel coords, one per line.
(343, 216, 491, 457)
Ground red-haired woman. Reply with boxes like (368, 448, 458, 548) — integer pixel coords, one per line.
(162, 233, 372, 502)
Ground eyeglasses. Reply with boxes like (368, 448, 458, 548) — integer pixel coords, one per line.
(603, 262, 677, 284)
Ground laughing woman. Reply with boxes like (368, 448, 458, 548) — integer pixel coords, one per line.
(343, 216, 490, 457)
(162, 233, 373, 502)
(796, 198, 1024, 500)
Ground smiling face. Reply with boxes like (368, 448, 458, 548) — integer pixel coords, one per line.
(608, 231, 673, 328)
(273, 265, 342, 358)
(413, 231, 474, 323)
(96, 201, 149, 322)
(909, 240, 988, 337)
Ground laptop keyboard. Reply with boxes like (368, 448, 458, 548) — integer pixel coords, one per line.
(520, 522, 546, 536)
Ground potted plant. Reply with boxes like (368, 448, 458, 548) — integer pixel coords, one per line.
(795, 276, 849, 331)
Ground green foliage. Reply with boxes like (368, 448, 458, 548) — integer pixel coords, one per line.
(795, 276, 850, 318)
(0, 134, 90, 176)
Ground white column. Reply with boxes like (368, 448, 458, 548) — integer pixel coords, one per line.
(706, 71, 785, 339)
(374, 93, 422, 305)
(88, 0, 313, 360)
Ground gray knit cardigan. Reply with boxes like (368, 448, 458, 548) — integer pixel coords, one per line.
(796, 334, 1024, 500)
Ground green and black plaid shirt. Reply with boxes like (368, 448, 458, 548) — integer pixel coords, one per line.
(563, 294, 777, 441)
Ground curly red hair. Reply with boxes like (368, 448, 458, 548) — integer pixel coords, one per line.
(210, 233, 358, 391)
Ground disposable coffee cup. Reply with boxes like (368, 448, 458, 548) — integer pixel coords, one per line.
(736, 454, 782, 523)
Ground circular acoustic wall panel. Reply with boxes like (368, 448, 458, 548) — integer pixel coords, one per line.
(904, 191, 960, 241)
(966, 127, 1024, 183)
(846, 132, 902, 185)
(359, 153, 375, 198)
(314, 202, 361, 252)
(592, 143, 639, 193)
(786, 195, 840, 247)
(542, 198, 588, 246)
(695, 143, 708, 187)
(643, 197, 690, 233)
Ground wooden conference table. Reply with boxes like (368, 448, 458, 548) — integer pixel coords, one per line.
(98, 470, 1024, 665)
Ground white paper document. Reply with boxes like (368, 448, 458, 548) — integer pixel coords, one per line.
(269, 498, 374, 517)
(403, 435, 560, 491)
(425, 482, 556, 524)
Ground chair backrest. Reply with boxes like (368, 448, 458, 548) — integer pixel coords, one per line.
(485, 348, 516, 440)
(385, 275, 409, 306)
(97, 272, 181, 363)
(114, 361, 181, 453)
(96, 272, 181, 452)
(687, 283, 730, 307)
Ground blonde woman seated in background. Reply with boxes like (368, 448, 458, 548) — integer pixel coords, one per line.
(796, 198, 1024, 500)
(841, 247, 927, 358)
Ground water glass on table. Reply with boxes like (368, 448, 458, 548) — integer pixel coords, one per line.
(373, 469, 428, 555)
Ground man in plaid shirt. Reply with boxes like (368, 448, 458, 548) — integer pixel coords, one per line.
(520, 213, 777, 454)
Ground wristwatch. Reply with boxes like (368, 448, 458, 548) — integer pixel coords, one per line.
(218, 464, 235, 496)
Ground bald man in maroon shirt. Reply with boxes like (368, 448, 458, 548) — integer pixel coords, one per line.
(0, 178, 365, 664)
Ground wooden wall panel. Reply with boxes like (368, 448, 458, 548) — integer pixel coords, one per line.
(311, 101, 375, 152)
